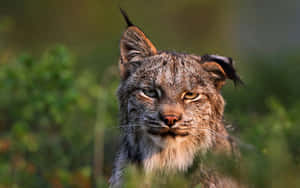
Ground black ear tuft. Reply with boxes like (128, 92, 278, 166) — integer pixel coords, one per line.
(120, 8, 134, 27)
(201, 54, 244, 86)
(118, 10, 157, 79)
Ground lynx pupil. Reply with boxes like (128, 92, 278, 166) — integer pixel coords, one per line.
(183, 92, 199, 100)
(142, 88, 158, 98)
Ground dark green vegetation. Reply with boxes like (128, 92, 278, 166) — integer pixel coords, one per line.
(1, 0, 300, 187)
(1, 47, 300, 187)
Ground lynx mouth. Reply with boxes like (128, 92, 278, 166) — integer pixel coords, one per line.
(147, 128, 189, 137)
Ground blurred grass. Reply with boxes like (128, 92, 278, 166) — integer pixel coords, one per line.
(0, 43, 299, 188)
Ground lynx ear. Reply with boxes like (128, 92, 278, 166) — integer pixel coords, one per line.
(201, 54, 243, 90)
(119, 9, 157, 78)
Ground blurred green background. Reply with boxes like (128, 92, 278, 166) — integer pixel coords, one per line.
(0, 0, 300, 187)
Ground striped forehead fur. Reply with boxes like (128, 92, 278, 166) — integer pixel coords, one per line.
(110, 10, 243, 188)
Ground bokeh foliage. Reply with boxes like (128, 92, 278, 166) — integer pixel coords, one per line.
(0, 0, 300, 187)
(0, 47, 100, 187)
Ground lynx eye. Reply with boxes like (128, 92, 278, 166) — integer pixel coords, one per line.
(141, 88, 159, 99)
(183, 92, 200, 101)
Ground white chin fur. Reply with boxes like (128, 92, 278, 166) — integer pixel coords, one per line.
(142, 131, 212, 173)
(147, 133, 188, 149)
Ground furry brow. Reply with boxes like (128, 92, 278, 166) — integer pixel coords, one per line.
(120, 8, 134, 27)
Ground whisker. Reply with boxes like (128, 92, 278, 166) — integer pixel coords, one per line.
(171, 127, 190, 130)
(119, 125, 142, 128)
(145, 120, 162, 125)
(148, 125, 161, 128)
(189, 126, 255, 151)
(190, 127, 233, 140)
(120, 124, 164, 130)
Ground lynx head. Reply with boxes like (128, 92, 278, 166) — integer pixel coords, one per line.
(117, 10, 242, 164)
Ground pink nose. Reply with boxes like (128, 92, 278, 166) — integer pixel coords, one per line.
(160, 114, 181, 127)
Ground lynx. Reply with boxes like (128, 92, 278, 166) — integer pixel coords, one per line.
(109, 10, 243, 188)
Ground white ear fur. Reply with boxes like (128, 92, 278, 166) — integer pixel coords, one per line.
(201, 54, 243, 89)
(120, 26, 157, 63)
(119, 26, 157, 79)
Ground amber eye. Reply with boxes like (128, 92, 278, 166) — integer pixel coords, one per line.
(141, 89, 159, 99)
(183, 92, 199, 100)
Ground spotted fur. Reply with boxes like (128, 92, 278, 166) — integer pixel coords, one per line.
(109, 10, 243, 188)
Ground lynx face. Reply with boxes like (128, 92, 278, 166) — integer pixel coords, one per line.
(111, 10, 242, 181)
(117, 17, 241, 149)
(119, 52, 224, 150)
(109, 11, 243, 187)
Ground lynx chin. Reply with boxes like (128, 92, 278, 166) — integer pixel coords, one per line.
(109, 9, 244, 188)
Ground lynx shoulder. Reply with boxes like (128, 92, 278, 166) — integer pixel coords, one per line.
(109, 9, 243, 188)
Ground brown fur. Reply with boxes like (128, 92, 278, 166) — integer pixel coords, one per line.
(109, 11, 243, 188)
